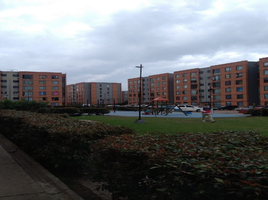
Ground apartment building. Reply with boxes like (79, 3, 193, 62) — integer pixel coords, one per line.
(128, 73, 174, 105)
(210, 61, 258, 107)
(66, 82, 122, 105)
(258, 57, 268, 105)
(0, 71, 66, 106)
(173, 68, 200, 106)
(128, 56, 268, 107)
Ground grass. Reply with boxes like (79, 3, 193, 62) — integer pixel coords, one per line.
(74, 115, 268, 136)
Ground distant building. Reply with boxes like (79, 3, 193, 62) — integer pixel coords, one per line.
(0, 71, 66, 106)
(128, 56, 268, 107)
(66, 82, 122, 105)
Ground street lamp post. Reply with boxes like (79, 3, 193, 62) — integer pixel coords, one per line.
(134, 64, 145, 123)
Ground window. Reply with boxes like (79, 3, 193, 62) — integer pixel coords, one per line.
(175, 80, 180, 84)
(182, 96, 187, 100)
(264, 78, 268, 83)
(13, 80, 19, 83)
(264, 86, 268, 91)
(157, 92, 160, 95)
(129, 81, 132, 84)
(183, 79, 187, 83)
(1, 74, 7, 77)
(236, 87, 243, 92)
(22, 75, 33, 79)
(236, 80, 243, 85)
(191, 84, 197, 89)
(52, 75, 59, 79)
(225, 81, 231, 85)
(151, 83, 154, 87)
(236, 65, 243, 70)
(191, 72, 197, 77)
(150, 78, 154, 82)
(237, 94, 243, 99)
(182, 91, 187, 94)
(265, 94, 268, 99)
(264, 70, 268, 75)
(23, 80, 33, 85)
(183, 73, 187, 77)
(39, 97, 47, 101)
(191, 78, 197, 83)
(225, 74, 231, 79)
(23, 97, 33, 101)
(23, 92, 33, 96)
(176, 97, 180, 100)
(191, 96, 197, 101)
(213, 95, 221, 100)
(39, 92, 46, 95)
(213, 82, 221, 87)
(213, 89, 221, 94)
(176, 85, 180, 89)
(162, 81, 166, 85)
(39, 75, 46, 79)
(52, 86, 59, 90)
(191, 90, 197, 95)
(23, 86, 33, 90)
(212, 75, 220, 81)
(52, 81, 59, 85)
(226, 95, 232, 99)
(162, 76, 166, 80)
(236, 73, 243, 78)
(225, 88, 231, 92)
(13, 86, 19, 88)
(183, 85, 187, 88)
(156, 77, 160, 81)
(52, 92, 59, 95)
(237, 102, 244, 106)
(13, 74, 19, 77)
(212, 69, 220, 74)
(39, 81, 46, 84)
(176, 91, 180, 94)
(52, 97, 59, 101)
(225, 67, 231, 72)
(1, 80, 7, 82)
(1, 86, 7, 88)
(157, 82, 160, 85)
(51, 103, 59, 106)
(162, 92, 166, 95)
(264, 62, 268, 67)
(175, 74, 180, 78)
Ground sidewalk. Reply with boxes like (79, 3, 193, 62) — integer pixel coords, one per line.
(0, 134, 83, 200)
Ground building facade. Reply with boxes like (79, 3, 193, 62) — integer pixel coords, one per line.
(128, 56, 268, 107)
(0, 71, 66, 106)
(66, 82, 122, 105)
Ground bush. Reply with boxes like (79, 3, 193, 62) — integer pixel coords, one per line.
(0, 109, 135, 172)
(92, 131, 268, 200)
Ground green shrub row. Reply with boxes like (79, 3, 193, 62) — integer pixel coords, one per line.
(37, 107, 110, 115)
(0, 109, 134, 172)
(248, 108, 268, 116)
(92, 132, 268, 200)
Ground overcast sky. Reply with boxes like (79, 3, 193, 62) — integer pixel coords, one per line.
(0, 0, 268, 90)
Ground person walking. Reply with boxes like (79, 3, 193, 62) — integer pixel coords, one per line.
(201, 105, 216, 123)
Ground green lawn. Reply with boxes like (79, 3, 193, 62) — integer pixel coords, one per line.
(74, 115, 268, 136)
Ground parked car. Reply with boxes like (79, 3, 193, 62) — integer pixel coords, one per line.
(218, 105, 238, 110)
(174, 105, 201, 112)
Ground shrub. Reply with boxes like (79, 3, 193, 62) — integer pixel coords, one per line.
(0, 109, 135, 172)
(92, 131, 268, 200)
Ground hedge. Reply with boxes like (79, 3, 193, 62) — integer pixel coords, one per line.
(92, 131, 268, 200)
(0, 109, 134, 172)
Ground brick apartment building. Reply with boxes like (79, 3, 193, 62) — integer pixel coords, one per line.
(128, 73, 174, 105)
(0, 71, 66, 106)
(128, 56, 268, 107)
(66, 82, 122, 105)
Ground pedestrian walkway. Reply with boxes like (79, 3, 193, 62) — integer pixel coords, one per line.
(0, 134, 83, 200)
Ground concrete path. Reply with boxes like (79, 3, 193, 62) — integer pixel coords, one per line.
(0, 134, 83, 200)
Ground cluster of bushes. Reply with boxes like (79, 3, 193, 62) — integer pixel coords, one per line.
(0, 100, 110, 115)
(0, 110, 134, 172)
(248, 108, 268, 116)
(92, 132, 268, 200)
(1, 109, 268, 199)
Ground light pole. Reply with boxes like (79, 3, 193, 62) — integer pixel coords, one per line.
(134, 64, 145, 123)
